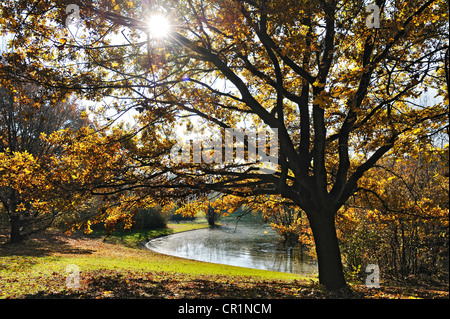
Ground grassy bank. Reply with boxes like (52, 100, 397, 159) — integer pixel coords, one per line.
(0, 223, 309, 298)
(85, 222, 212, 248)
(0, 224, 448, 299)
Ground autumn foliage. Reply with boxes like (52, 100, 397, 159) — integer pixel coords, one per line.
(338, 153, 448, 282)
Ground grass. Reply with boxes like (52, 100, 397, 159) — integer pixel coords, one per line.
(0, 223, 448, 299)
(0, 222, 309, 299)
(84, 222, 211, 248)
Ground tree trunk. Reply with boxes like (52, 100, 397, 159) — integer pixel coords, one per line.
(206, 205, 218, 227)
(10, 214, 25, 243)
(308, 211, 346, 290)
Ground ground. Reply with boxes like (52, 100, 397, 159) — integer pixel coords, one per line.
(0, 225, 448, 299)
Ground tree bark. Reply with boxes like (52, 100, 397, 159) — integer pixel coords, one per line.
(10, 214, 25, 243)
(206, 205, 218, 227)
(308, 210, 347, 290)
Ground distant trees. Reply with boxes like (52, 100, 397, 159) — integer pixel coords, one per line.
(262, 206, 310, 245)
(0, 84, 89, 242)
(338, 154, 448, 282)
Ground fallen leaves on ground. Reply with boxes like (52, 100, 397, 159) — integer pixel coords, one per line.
(1, 231, 448, 299)
(2, 269, 445, 299)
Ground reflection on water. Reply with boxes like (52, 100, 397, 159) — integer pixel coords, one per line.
(145, 220, 317, 275)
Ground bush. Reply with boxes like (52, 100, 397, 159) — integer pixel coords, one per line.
(87, 206, 168, 232)
(132, 206, 167, 230)
(169, 211, 196, 222)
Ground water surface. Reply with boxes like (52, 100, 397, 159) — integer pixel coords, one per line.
(145, 219, 317, 275)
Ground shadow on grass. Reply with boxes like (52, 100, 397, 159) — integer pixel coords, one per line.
(21, 269, 305, 299)
(19, 268, 450, 299)
(0, 230, 94, 257)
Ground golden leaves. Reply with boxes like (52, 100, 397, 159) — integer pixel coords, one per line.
(312, 90, 332, 109)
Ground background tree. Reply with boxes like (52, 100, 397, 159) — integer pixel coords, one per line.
(0, 0, 448, 289)
(0, 84, 88, 242)
(263, 205, 313, 247)
(338, 150, 448, 282)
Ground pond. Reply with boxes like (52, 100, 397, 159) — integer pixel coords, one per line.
(145, 217, 317, 275)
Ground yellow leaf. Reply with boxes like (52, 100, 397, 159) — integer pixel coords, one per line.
(312, 91, 332, 108)
(312, 80, 325, 88)
(114, 5, 120, 10)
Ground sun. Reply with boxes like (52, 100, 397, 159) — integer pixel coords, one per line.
(147, 14, 171, 39)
